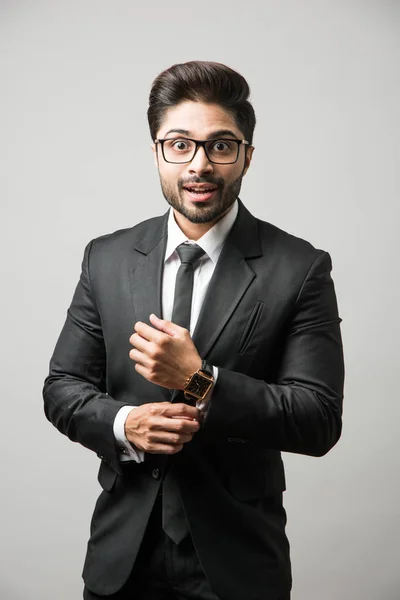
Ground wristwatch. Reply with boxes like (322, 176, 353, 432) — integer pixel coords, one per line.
(183, 360, 214, 402)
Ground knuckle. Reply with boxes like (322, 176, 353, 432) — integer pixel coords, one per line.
(149, 346, 157, 359)
(148, 361, 157, 375)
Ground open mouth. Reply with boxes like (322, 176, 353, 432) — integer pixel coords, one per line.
(183, 185, 219, 202)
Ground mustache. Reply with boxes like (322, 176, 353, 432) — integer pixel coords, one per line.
(179, 177, 224, 189)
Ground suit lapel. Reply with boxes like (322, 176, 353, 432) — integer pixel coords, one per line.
(129, 211, 169, 400)
(128, 200, 262, 371)
(192, 200, 262, 359)
(129, 212, 168, 327)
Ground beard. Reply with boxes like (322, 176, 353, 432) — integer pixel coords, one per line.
(159, 172, 244, 224)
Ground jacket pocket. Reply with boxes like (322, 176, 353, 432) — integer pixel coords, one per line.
(227, 459, 286, 501)
(97, 460, 118, 492)
(237, 301, 265, 355)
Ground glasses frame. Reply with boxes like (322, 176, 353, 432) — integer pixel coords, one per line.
(154, 137, 250, 165)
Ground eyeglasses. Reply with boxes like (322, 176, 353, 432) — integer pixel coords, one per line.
(154, 137, 250, 165)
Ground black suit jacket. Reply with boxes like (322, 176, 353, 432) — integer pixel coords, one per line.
(43, 200, 344, 600)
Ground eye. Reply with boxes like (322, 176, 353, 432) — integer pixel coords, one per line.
(210, 140, 235, 152)
(170, 139, 191, 151)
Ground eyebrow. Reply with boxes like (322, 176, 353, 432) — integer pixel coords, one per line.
(163, 128, 241, 140)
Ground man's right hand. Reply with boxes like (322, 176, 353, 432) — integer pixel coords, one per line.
(124, 402, 201, 455)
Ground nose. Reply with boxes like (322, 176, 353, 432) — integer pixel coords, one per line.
(188, 145, 214, 176)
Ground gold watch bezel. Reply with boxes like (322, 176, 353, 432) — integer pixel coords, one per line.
(183, 369, 214, 401)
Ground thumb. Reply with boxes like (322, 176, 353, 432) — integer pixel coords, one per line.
(149, 313, 180, 337)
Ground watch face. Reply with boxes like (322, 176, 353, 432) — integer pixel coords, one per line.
(186, 373, 212, 397)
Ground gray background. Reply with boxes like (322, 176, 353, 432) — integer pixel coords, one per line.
(1, 1, 399, 598)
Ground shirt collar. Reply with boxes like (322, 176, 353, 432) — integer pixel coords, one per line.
(165, 199, 239, 264)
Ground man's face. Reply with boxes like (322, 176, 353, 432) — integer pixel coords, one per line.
(152, 101, 254, 225)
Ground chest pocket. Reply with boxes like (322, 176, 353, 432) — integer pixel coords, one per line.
(237, 301, 265, 355)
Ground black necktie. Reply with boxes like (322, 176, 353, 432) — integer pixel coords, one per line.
(162, 242, 205, 545)
(171, 243, 206, 330)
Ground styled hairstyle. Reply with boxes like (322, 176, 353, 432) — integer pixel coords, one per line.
(147, 60, 256, 144)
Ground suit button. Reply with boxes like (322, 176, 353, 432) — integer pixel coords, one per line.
(152, 468, 161, 480)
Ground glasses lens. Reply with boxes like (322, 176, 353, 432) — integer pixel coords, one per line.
(163, 139, 196, 163)
(162, 139, 239, 163)
(205, 140, 239, 163)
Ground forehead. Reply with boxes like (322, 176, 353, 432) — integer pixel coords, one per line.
(158, 101, 243, 138)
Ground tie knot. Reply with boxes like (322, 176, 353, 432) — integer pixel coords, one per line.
(176, 243, 205, 266)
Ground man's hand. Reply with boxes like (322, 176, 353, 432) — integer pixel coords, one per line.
(125, 402, 201, 454)
(128, 313, 201, 389)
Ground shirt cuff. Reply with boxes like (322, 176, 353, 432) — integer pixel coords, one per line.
(113, 405, 145, 463)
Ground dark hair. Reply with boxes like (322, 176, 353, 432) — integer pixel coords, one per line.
(147, 60, 256, 144)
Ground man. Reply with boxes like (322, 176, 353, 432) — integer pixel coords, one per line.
(43, 60, 344, 600)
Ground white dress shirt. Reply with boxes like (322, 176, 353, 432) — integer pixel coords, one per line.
(113, 199, 239, 462)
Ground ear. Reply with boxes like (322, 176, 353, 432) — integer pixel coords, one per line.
(242, 146, 255, 177)
(151, 143, 159, 168)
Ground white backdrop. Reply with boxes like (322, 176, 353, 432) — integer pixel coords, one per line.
(1, 1, 399, 599)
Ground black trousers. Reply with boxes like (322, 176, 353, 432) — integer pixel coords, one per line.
(83, 492, 220, 600)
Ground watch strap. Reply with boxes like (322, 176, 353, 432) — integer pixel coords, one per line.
(201, 360, 213, 378)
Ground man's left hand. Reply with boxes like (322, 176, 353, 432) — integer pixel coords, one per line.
(129, 313, 201, 389)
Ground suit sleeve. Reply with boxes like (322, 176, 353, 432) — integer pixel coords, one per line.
(203, 251, 345, 457)
(42, 240, 131, 474)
